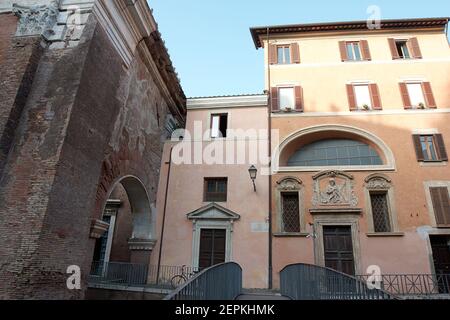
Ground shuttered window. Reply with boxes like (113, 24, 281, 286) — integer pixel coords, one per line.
(430, 187, 450, 226)
(400, 82, 436, 109)
(270, 43, 300, 64)
(413, 134, 448, 162)
(388, 38, 422, 59)
(347, 83, 382, 111)
(272, 86, 304, 112)
(339, 40, 371, 61)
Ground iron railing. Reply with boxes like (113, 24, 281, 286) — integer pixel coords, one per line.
(88, 262, 198, 289)
(280, 263, 395, 300)
(164, 262, 242, 300)
(356, 273, 450, 297)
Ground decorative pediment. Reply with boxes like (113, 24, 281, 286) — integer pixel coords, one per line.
(187, 203, 240, 221)
(312, 170, 358, 207)
(276, 176, 302, 191)
(365, 173, 392, 190)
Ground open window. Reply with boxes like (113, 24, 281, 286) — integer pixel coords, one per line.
(210, 114, 228, 138)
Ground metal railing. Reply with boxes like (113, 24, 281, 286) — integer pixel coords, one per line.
(88, 261, 198, 289)
(164, 262, 242, 300)
(280, 263, 395, 300)
(356, 273, 450, 297)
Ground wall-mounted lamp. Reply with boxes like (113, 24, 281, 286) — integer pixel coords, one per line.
(248, 165, 257, 192)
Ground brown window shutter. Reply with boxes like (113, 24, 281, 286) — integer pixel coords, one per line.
(399, 83, 412, 109)
(434, 134, 448, 161)
(412, 135, 425, 161)
(422, 82, 436, 108)
(409, 37, 422, 59)
(271, 87, 279, 112)
(388, 38, 400, 59)
(360, 40, 372, 60)
(346, 84, 357, 111)
(291, 43, 300, 64)
(269, 44, 277, 64)
(339, 41, 348, 61)
(294, 86, 303, 111)
(430, 187, 450, 225)
(369, 83, 382, 110)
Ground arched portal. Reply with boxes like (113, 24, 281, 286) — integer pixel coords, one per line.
(92, 176, 156, 269)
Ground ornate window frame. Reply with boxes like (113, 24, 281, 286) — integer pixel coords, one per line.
(364, 173, 403, 236)
(274, 177, 307, 236)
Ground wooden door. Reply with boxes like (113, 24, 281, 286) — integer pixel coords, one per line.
(198, 229, 226, 270)
(323, 226, 355, 276)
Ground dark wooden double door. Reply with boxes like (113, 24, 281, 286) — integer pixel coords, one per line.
(323, 226, 355, 276)
(199, 229, 226, 270)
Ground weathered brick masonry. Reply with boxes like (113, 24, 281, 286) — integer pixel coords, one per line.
(0, 5, 185, 299)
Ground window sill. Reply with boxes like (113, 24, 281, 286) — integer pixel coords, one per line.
(366, 232, 405, 237)
(419, 161, 447, 167)
(273, 232, 310, 238)
(435, 225, 450, 229)
(272, 110, 303, 114)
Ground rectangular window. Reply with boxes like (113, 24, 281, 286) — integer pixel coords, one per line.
(430, 187, 450, 226)
(353, 84, 372, 109)
(346, 42, 362, 61)
(278, 87, 295, 110)
(210, 114, 228, 138)
(395, 40, 411, 59)
(370, 192, 391, 232)
(204, 178, 227, 202)
(281, 192, 300, 233)
(420, 135, 438, 161)
(406, 83, 426, 108)
(277, 46, 291, 64)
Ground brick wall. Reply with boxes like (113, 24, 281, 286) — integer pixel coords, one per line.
(0, 11, 182, 299)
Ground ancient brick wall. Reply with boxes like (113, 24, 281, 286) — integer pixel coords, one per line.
(0, 10, 181, 299)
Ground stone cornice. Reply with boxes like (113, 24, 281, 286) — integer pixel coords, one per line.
(187, 94, 268, 110)
(93, 0, 186, 124)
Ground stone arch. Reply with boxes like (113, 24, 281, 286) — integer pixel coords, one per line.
(90, 171, 157, 267)
(104, 175, 155, 241)
(273, 124, 396, 172)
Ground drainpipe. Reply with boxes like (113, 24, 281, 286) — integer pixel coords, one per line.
(156, 145, 174, 284)
(266, 27, 273, 290)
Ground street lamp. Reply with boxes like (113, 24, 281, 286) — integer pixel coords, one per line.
(248, 165, 257, 192)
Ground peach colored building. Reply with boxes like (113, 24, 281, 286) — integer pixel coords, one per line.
(151, 94, 270, 289)
(250, 17, 450, 288)
(152, 17, 450, 292)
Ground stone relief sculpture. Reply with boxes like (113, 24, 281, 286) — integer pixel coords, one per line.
(12, 0, 59, 38)
(312, 171, 358, 207)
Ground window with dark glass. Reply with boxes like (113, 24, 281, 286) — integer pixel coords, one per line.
(395, 40, 411, 59)
(370, 192, 391, 232)
(281, 192, 300, 233)
(346, 42, 362, 61)
(204, 178, 227, 202)
(287, 139, 383, 167)
(420, 135, 438, 161)
(277, 46, 291, 64)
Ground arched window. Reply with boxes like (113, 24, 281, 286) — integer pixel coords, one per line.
(287, 139, 382, 167)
